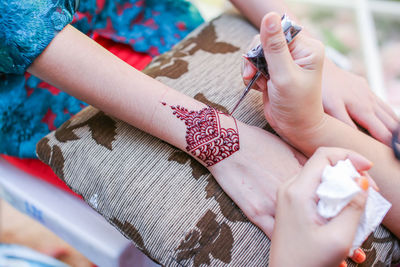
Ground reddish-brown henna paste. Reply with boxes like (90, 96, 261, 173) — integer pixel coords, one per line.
(170, 105, 240, 166)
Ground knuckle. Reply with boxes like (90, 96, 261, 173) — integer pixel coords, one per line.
(281, 183, 302, 203)
(267, 37, 287, 54)
(246, 200, 269, 219)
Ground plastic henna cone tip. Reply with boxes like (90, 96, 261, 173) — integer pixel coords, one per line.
(230, 71, 262, 115)
(230, 14, 302, 115)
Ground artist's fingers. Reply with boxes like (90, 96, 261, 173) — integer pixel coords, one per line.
(262, 85, 273, 121)
(324, 189, 368, 250)
(295, 148, 372, 195)
(359, 171, 379, 191)
(242, 59, 268, 91)
(242, 34, 261, 80)
(325, 101, 358, 129)
(242, 59, 258, 80)
(260, 12, 295, 78)
(289, 34, 325, 72)
(254, 76, 268, 92)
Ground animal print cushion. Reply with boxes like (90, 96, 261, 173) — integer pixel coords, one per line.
(36, 13, 400, 266)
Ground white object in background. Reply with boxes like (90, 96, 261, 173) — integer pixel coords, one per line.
(326, 46, 352, 71)
(316, 159, 391, 254)
(0, 158, 159, 267)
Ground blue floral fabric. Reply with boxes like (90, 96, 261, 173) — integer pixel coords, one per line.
(0, 0, 203, 158)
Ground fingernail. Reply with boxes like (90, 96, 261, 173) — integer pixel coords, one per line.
(265, 15, 279, 33)
(353, 248, 366, 263)
(357, 176, 369, 191)
(339, 260, 347, 267)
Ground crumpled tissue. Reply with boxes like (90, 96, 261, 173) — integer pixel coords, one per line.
(316, 159, 391, 254)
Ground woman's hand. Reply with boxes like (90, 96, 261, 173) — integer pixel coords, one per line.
(269, 147, 371, 267)
(322, 60, 399, 146)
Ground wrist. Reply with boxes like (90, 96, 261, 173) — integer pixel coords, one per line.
(208, 120, 302, 177)
(282, 112, 329, 156)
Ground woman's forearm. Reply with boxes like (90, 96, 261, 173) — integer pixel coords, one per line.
(290, 114, 400, 237)
(28, 25, 197, 154)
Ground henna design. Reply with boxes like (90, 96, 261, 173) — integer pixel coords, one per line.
(170, 105, 239, 166)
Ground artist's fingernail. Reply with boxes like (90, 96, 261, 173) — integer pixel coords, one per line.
(339, 260, 347, 267)
(265, 14, 279, 33)
(356, 176, 369, 191)
(353, 248, 366, 263)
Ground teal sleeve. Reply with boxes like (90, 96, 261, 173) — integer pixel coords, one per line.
(0, 0, 78, 74)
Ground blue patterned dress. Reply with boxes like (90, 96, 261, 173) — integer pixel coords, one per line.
(0, 0, 203, 158)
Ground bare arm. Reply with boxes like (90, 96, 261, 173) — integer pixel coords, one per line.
(230, 0, 293, 29)
(28, 24, 303, 237)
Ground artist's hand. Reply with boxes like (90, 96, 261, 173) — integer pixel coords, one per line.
(252, 12, 325, 141)
(242, 18, 399, 146)
(269, 147, 371, 267)
(322, 59, 399, 146)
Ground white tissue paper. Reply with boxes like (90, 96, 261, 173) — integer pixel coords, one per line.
(316, 159, 392, 255)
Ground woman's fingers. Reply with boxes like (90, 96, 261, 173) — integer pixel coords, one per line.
(350, 108, 393, 145)
(375, 105, 399, 134)
(242, 59, 257, 80)
(325, 101, 358, 129)
(242, 34, 261, 84)
(295, 147, 373, 195)
(377, 96, 400, 124)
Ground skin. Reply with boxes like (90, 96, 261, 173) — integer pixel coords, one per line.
(28, 24, 303, 238)
(231, 0, 399, 145)
(257, 12, 400, 265)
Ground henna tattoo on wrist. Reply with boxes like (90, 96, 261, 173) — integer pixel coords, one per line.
(168, 104, 240, 166)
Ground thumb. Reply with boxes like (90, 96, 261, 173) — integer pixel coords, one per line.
(260, 12, 294, 77)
